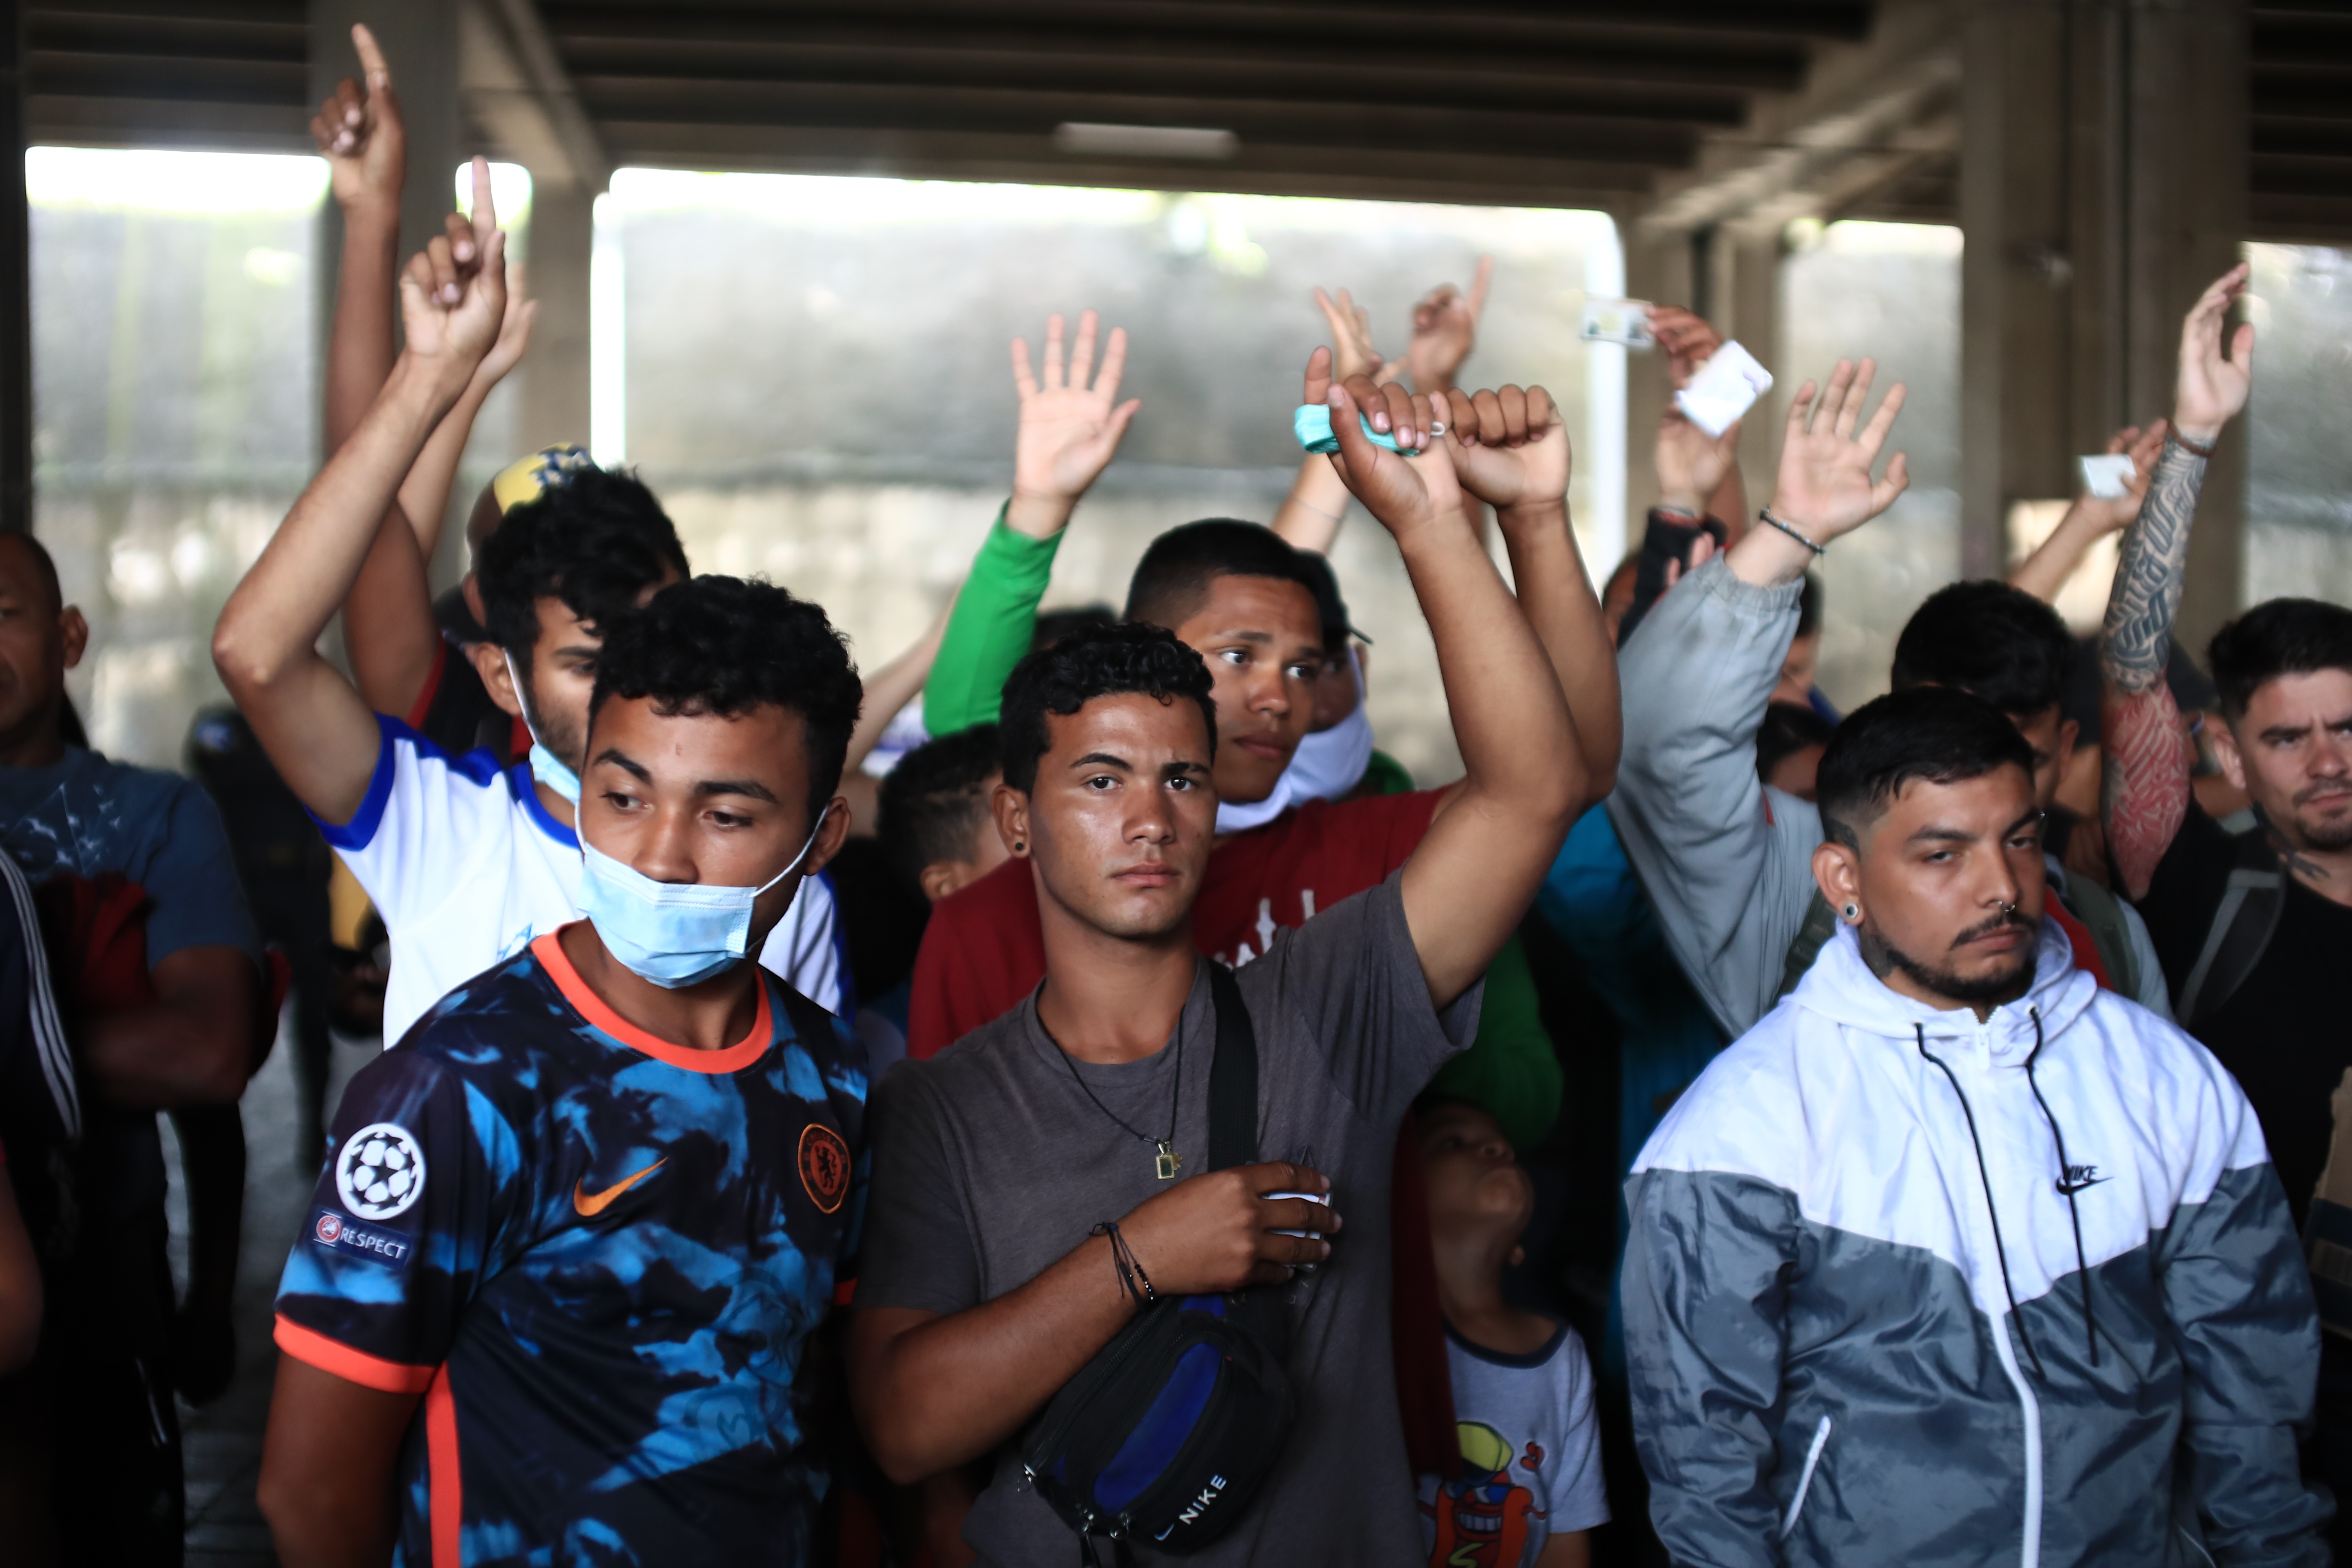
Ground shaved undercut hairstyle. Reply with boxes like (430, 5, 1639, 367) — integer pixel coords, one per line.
(1891, 580, 2072, 719)
(1123, 519, 1322, 631)
(2208, 598, 2352, 721)
(998, 624, 1216, 795)
(477, 466, 689, 677)
(588, 575, 862, 822)
(1815, 686, 2036, 852)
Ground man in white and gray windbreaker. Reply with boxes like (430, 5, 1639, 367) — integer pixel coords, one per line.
(1624, 686, 2325, 1565)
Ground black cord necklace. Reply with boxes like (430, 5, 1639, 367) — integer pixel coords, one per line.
(1045, 1014, 1185, 1180)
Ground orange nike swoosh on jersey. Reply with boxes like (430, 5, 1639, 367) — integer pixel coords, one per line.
(573, 1158, 666, 1217)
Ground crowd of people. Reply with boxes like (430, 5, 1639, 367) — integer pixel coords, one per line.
(0, 23, 2346, 1568)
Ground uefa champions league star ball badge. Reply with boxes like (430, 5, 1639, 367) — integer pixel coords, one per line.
(335, 1122, 428, 1221)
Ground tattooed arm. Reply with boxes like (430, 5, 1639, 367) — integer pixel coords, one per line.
(2099, 264, 2255, 899)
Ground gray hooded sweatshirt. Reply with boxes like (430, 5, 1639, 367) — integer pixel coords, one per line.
(1605, 556, 2171, 1038)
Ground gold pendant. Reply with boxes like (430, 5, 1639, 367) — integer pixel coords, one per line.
(1155, 1140, 1182, 1180)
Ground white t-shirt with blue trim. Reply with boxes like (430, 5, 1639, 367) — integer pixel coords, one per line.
(320, 716, 843, 1044)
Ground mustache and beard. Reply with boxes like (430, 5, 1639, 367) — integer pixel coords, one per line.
(1858, 904, 2038, 1006)
(2289, 779, 2352, 853)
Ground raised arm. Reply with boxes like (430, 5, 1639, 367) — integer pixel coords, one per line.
(315, 24, 401, 456)
(922, 311, 1138, 732)
(1272, 285, 1398, 552)
(213, 159, 508, 824)
(2009, 420, 2168, 604)
(1443, 380, 1622, 796)
(1608, 360, 1909, 1035)
(1316, 360, 1580, 1007)
(2101, 264, 2252, 900)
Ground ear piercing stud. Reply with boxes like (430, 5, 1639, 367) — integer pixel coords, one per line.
(1841, 903, 1860, 923)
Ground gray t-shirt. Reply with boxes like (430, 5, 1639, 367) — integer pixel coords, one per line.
(859, 871, 1480, 1565)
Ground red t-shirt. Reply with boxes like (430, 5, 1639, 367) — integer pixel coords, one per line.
(907, 789, 1445, 1059)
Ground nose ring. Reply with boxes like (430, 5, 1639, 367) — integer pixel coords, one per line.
(1998, 900, 2017, 916)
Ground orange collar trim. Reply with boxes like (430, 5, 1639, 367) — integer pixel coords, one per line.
(531, 928, 775, 1073)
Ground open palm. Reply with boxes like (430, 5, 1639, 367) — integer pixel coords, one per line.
(1011, 310, 1139, 503)
(1769, 358, 1909, 545)
(2174, 263, 2254, 441)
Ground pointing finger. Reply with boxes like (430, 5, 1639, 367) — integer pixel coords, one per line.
(351, 23, 392, 91)
(469, 155, 496, 244)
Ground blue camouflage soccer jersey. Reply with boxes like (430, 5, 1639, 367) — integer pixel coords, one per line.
(275, 931, 867, 1568)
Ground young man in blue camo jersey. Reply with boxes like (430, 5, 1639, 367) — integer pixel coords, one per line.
(257, 574, 867, 1568)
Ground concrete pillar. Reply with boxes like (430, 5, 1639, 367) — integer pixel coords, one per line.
(0, 0, 29, 533)
(1959, 0, 2248, 641)
(515, 181, 592, 451)
(310, 0, 462, 374)
(2123, 0, 2249, 655)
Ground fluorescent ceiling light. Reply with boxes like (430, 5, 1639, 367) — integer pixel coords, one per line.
(1053, 123, 1239, 161)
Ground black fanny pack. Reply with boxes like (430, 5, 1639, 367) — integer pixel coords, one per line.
(1020, 963, 1295, 1565)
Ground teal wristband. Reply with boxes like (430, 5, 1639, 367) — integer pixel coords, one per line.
(1293, 404, 1421, 457)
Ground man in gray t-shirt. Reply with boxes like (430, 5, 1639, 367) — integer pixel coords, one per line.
(848, 366, 1599, 1566)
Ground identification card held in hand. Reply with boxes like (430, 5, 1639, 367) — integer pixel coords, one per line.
(1580, 297, 1655, 350)
(2079, 453, 2136, 499)
(1675, 340, 1773, 437)
(1266, 1189, 1331, 1238)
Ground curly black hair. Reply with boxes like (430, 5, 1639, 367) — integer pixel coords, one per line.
(998, 624, 1216, 794)
(588, 575, 863, 821)
(476, 466, 690, 676)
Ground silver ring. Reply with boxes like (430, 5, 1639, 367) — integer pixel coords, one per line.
(1427, 420, 1447, 438)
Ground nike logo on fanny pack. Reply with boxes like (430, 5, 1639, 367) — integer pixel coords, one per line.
(575, 1158, 666, 1217)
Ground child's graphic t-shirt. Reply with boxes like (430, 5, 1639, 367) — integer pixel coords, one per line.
(1419, 1320, 1609, 1567)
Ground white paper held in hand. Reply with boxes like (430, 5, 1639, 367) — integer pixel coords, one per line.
(1580, 297, 1654, 350)
(2079, 453, 2137, 499)
(1675, 340, 1773, 438)
(1266, 1189, 1331, 1238)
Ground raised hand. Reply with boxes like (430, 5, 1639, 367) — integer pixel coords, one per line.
(1008, 310, 1140, 534)
(1767, 358, 1909, 546)
(1406, 256, 1494, 393)
(1312, 285, 1402, 386)
(396, 157, 506, 383)
(1315, 354, 1465, 539)
(472, 263, 538, 390)
(2079, 420, 2169, 533)
(2173, 263, 2254, 446)
(1654, 406, 1740, 518)
(1444, 384, 1570, 515)
(1648, 305, 1723, 392)
(310, 24, 404, 217)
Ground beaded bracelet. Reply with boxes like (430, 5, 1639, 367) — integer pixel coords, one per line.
(1758, 505, 1827, 556)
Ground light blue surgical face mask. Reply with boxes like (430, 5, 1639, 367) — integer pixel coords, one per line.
(503, 652, 582, 804)
(576, 806, 829, 989)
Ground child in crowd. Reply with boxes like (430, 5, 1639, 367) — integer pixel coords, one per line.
(1418, 1097, 1607, 1568)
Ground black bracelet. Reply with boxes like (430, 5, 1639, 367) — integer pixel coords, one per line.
(1091, 1222, 1157, 1307)
(1757, 505, 1827, 556)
